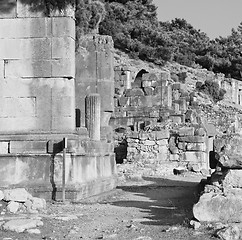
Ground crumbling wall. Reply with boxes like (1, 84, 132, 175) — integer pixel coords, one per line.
(124, 125, 211, 174)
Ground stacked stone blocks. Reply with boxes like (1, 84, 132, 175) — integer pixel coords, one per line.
(125, 125, 209, 172)
(0, 1, 75, 134)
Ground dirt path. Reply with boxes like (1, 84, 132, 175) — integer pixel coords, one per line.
(0, 175, 214, 240)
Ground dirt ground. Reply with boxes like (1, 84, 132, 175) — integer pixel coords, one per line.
(0, 174, 216, 240)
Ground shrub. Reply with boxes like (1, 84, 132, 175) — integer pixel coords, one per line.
(196, 80, 226, 103)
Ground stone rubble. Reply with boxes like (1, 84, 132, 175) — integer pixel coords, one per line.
(0, 188, 46, 234)
(193, 134, 242, 239)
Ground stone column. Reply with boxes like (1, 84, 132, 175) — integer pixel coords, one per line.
(85, 94, 101, 140)
(124, 70, 132, 89)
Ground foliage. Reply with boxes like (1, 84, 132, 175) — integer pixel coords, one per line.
(93, 0, 242, 80)
(196, 80, 226, 103)
(76, 0, 106, 37)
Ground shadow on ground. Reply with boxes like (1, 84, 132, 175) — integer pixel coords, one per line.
(107, 176, 203, 226)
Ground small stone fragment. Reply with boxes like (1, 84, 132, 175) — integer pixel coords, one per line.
(7, 201, 20, 214)
(27, 228, 41, 234)
(53, 214, 78, 221)
(190, 219, 201, 230)
(3, 218, 43, 233)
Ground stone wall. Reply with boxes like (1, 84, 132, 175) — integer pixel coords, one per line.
(112, 65, 217, 175)
(124, 125, 212, 173)
(0, 1, 76, 133)
(76, 35, 114, 127)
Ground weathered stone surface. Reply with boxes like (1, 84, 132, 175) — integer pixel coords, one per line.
(0, 190, 4, 200)
(194, 128, 206, 136)
(178, 136, 207, 143)
(0, 142, 9, 154)
(216, 224, 241, 240)
(185, 110, 197, 123)
(186, 143, 206, 152)
(222, 170, 242, 189)
(144, 140, 156, 146)
(155, 130, 170, 140)
(31, 197, 47, 211)
(0, 38, 52, 59)
(7, 201, 20, 213)
(0, 18, 51, 39)
(5, 59, 52, 78)
(10, 141, 47, 154)
(52, 17, 75, 39)
(169, 136, 179, 154)
(143, 87, 153, 95)
(52, 36, 75, 59)
(52, 58, 75, 78)
(27, 228, 41, 234)
(178, 127, 195, 136)
(125, 88, 144, 97)
(3, 188, 32, 202)
(214, 135, 242, 168)
(170, 154, 179, 161)
(157, 139, 168, 146)
(183, 151, 206, 162)
(193, 192, 242, 222)
(203, 122, 217, 136)
(3, 219, 43, 233)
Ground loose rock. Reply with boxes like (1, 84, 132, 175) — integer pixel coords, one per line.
(3, 188, 32, 202)
(3, 218, 43, 233)
(7, 201, 20, 214)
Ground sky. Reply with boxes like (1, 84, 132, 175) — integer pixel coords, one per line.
(153, 0, 242, 39)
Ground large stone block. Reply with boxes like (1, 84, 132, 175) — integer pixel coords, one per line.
(186, 143, 206, 152)
(161, 85, 172, 108)
(5, 60, 51, 78)
(214, 135, 242, 168)
(97, 81, 114, 112)
(0, 97, 36, 118)
(125, 88, 144, 97)
(155, 130, 170, 140)
(10, 141, 47, 154)
(51, 116, 75, 132)
(0, 117, 37, 133)
(0, 38, 51, 59)
(52, 17, 75, 39)
(52, 58, 75, 78)
(178, 136, 207, 143)
(52, 37, 75, 59)
(0, 77, 75, 133)
(0, 0, 16, 18)
(0, 142, 9, 154)
(222, 170, 242, 189)
(178, 127, 195, 136)
(193, 192, 242, 222)
(96, 51, 114, 81)
(182, 151, 206, 162)
(0, 18, 51, 39)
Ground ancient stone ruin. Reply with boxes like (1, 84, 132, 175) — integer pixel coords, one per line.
(0, 1, 116, 201)
(112, 67, 217, 177)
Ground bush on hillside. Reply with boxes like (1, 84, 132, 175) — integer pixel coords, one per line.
(196, 80, 226, 103)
